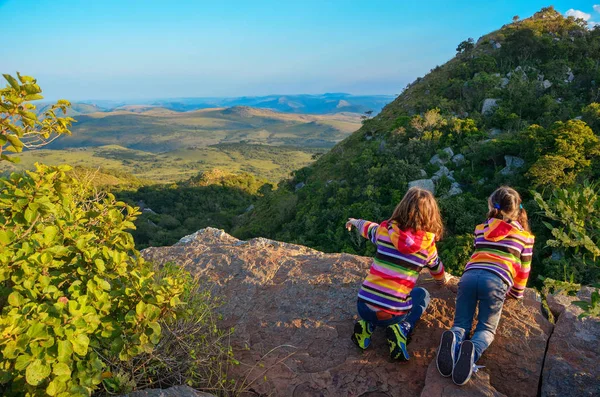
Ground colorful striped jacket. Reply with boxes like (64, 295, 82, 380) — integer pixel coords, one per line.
(464, 218, 535, 299)
(351, 219, 445, 315)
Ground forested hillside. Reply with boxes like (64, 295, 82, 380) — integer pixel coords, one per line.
(234, 7, 600, 285)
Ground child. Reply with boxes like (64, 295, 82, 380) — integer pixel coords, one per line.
(436, 186, 534, 385)
(346, 187, 446, 361)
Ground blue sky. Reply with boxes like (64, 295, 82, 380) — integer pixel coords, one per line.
(0, 1, 598, 100)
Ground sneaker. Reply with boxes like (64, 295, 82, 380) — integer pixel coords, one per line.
(436, 330, 456, 377)
(386, 323, 410, 361)
(452, 340, 475, 385)
(351, 320, 373, 350)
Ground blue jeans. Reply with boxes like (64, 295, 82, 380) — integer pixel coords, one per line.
(357, 287, 431, 330)
(451, 269, 508, 362)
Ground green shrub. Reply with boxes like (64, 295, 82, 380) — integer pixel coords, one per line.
(534, 182, 600, 284)
(101, 263, 240, 395)
(0, 164, 186, 396)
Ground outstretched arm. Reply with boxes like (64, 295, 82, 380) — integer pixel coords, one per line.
(426, 245, 446, 285)
(346, 218, 379, 245)
(508, 236, 534, 299)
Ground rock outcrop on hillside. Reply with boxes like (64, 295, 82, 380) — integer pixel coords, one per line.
(543, 289, 600, 397)
(139, 228, 575, 396)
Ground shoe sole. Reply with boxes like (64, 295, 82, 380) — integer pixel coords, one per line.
(351, 322, 370, 350)
(436, 330, 455, 377)
(385, 325, 409, 361)
(453, 340, 475, 385)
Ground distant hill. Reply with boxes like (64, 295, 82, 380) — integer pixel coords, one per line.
(71, 93, 394, 115)
(35, 102, 107, 116)
(46, 106, 362, 152)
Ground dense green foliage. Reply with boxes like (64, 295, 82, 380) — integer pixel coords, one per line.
(235, 7, 600, 284)
(117, 170, 271, 249)
(0, 164, 186, 396)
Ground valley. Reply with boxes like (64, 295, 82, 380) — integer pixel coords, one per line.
(2, 106, 363, 183)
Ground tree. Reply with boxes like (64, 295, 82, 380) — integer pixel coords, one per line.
(512, 15, 520, 23)
(0, 73, 74, 162)
(525, 120, 600, 187)
(456, 38, 475, 54)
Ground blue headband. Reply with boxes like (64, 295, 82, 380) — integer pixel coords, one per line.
(494, 203, 523, 210)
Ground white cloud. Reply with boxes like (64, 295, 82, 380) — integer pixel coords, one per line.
(566, 9, 592, 21)
(594, 5, 600, 13)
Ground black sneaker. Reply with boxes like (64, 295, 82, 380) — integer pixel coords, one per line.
(436, 330, 456, 377)
(452, 340, 475, 385)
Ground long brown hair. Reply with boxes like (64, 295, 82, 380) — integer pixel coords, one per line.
(390, 187, 444, 240)
(487, 186, 530, 232)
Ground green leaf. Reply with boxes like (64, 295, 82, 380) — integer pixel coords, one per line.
(24, 206, 38, 223)
(6, 134, 24, 150)
(52, 362, 71, 380)
(15, 354, 32, 371)
(8, 291, 25, 307)
(136, 301, 146, 317)
(0, 230, 14, 245)
(25, 359, 51, 386)
(43, 226, 58, 244)
(57, 340, 73, 363)
(3, 74, 20, 90)
(71, 333, 89, 356)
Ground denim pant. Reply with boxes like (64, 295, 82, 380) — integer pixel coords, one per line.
(357, 287, 431, 329)
(451, 269, 508, 362)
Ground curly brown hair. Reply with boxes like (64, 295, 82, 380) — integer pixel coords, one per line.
(389, 187, 444, 240)
(487, 186, 531, 232)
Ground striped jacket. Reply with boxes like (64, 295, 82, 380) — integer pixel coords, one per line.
(352, 219, 445, 315)
(464, 218, 534, 299)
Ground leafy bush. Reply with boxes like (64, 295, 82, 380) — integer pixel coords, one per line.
(0, 164, 186, 396)
(101, 263, 240, 395)
(534, 182, 600, 284)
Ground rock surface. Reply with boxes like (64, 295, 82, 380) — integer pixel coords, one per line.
(542, 289, 600, 397)
(482, 98, 499, 115)
(408, 178, 435, 193)
(142, 229, 553, 397)
(500, 155, 525, 175)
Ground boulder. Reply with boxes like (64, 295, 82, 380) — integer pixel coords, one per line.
(482, 99, 499, 115)
(118, 385, 215, 397)
(542, 289, 600, 397)
(500, 155, 525, 175)
(142, 229, 553, 397)
(409, 178, 436, 193)
(500, 77, 509, 88)
(430, 154, 445, 166)
(452, 154, 466, 166)
(432, 166, 455, 182)
(542, 79, 552, 89)
(565, 67, 575, 83)
(429, 148, 454, 166)
(419, 169, 428, 178)
(489, 128, 502, 136)
(295, 182, 305, 191)
(446, 182, 463, 197)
